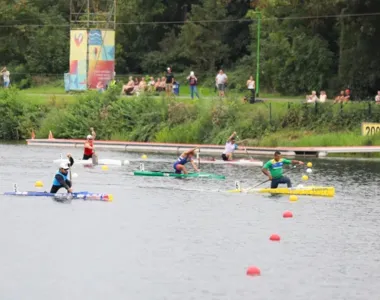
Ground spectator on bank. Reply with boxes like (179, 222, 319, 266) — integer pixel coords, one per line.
(154, 78, 162, 92)
(122, 76, 135, 95)
(166, 67, 174, 97)
(306, 91, 318, 103)
(246, 75, 255, 101)
(216, 69, 228, 97)
(187, 71, 200, 100)
(160, 76, 166, 91)
(375, 91, 380, 104)
(319, 91, 327, 103)
(344, 89, 350, 102)
(1, 67, 10, 88)
(96, 81, 105, 93)
(148, 77, 155, 92)
(334, 90, 345, 103)
(139, 77, 147, 92)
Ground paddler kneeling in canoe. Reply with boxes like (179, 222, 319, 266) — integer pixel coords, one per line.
(262, 151, 304, 188)
(50, 154, 74, 194)
(83, 127, 96, 160)
(173, 148, 200, 174)
(221, 131, 238, 161)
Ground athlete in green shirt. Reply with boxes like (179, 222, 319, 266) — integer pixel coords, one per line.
(262, 151, 304, 188)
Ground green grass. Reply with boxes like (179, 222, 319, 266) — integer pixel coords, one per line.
(255, 131, 380, 147)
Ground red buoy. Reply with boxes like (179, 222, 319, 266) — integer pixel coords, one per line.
(283, 211, 293, 218)
(246, 266, 261, 276)
(269, 234, 281, 241)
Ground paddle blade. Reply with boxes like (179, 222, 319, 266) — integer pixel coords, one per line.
(227, 189, 242, 193)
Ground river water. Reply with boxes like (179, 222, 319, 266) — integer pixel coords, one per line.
(0, 144, 379, 300)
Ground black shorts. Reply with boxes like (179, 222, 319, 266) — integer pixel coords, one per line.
(83, 154, 92, 160)
(221, 154, 229, 161)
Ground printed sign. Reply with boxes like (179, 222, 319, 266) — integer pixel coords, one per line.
(361, 122, 380, 136)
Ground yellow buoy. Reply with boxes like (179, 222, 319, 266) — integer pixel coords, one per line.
(302, 175, 309, 181)
(307, 162, 313, 168)
(101, 165, 109, 171)
(289, 195, 298, 202)
(141, 154, 148, 160)
(107, 194, 114, 202)
(34, 180, 44, 188)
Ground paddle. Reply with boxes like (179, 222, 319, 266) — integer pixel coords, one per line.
(238, 165, 299, 192)
(197, 147, 201, 171)
(236, 135, 254, 160)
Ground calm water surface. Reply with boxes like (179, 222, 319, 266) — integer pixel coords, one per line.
(0, 144, 379, 300)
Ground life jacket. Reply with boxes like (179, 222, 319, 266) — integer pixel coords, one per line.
(84, 140, 94, 155)
(52, 171, 68, 186)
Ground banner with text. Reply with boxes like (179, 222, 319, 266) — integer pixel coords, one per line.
(69, 30, 88, 91)
(87, 30, 115, 89)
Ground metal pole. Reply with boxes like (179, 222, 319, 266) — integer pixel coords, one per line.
(256, 11, 261, 97)
(87, 0, 90, 28)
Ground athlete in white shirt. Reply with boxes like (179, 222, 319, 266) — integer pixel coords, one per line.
(221, 131, 238, 161)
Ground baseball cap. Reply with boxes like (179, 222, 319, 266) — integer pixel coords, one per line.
(60, 162, 69, 170)
(87, 135, 93, 140)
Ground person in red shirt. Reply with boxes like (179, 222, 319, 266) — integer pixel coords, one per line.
(83, 128, 96, 160)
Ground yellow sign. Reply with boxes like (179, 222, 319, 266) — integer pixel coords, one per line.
(361, 122, 380, 136)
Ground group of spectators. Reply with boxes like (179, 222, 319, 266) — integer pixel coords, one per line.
(121, 67, 176, 98)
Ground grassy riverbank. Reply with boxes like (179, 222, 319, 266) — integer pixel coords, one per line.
(1, 87, 380, 154)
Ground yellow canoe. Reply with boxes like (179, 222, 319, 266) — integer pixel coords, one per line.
(229, 186, 335, 197)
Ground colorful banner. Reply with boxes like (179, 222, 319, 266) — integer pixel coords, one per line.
(69, 30, 88, 91)
(87, 29, 115, 89)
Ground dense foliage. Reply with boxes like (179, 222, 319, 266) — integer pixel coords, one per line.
(1, 89, 380, 145)
(1, 0, 380, 97)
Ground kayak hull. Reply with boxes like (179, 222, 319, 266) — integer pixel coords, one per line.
(133, 170, 225, 180)
(199, 159, 262, 167)
(230, 186, 335, 197)
(53, 159, 129, 166)
(2, 191, 113, 201)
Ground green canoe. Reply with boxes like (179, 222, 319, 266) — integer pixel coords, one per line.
(133, 170, 225, 180)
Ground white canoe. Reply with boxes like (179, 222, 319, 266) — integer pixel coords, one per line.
(198, 159, 263, 167)
(53, 158, 129, 166)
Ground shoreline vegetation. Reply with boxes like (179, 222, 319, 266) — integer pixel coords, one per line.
(1, 86, 380, 157)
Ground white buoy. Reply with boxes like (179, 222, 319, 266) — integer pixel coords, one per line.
(306, 168, 313, 174)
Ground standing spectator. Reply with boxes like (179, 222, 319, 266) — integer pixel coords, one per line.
(215, 69, 228, 97)
(375, 91, 380, 105)
(187, 71, 200, 99)
(166, 67, 174, 97)
(1, 67, 10, 88)
(246, 75, 255, 102)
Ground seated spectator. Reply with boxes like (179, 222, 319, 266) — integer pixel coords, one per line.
(139, 77, 147, 92)
(132, 78, 140, 95)
(122, 76, 135, 95)
(319, 91, 327, 103)
(306, 91, 318, 103)
(343, 89, 350, 102)
(159, 76, 166, 91)
(148, 77, 155, 92)
(334, 90, 345, 103)
(375, 91, 380, 104)
(154, 78, 162, 92)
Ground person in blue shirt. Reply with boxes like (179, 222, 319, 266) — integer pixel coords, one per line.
(50, 154, 74, 193)
(173, 148, 200, 174)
